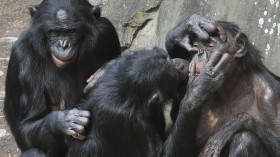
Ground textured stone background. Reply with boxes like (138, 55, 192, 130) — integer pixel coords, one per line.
(89, 0, 280, 75)
(0, 0, 280, 156)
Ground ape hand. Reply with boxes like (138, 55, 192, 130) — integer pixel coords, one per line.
(187, 37, 230, 106)
(166, 14, 227, 53)
(166, 14, 216, 52)
(49, 108, 90, 140)
(84, 59, 116, 94)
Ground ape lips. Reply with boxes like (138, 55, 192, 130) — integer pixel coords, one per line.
(189, 39, 217, 76)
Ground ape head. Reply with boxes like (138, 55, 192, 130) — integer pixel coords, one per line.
(125, 48, 189, 106)
(92, 47, 189, 112)
(28, 0, 101, 68)
(189, 21, 260, 76)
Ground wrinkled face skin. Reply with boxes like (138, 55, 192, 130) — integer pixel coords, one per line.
(28, 0, 101, 68)
(189, 38, 219, 76)
(48, 9, 81, 68)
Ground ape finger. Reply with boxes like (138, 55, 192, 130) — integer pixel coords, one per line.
(188, 62, 196, 84)
(84, 71, 104, 93)
(206, 51, 222, 68)
(69, 123, 85, 134)
(65, 128, 77, 136)
(213, 53, 230, 75)
(73, 109, 90, 118)
(198, 18, 217, 34)
(178, 36, 197, 52)
(72, 133, 85, 140)
(216, 24, 227, 42)
(191, 25, 210, 41)
(187, 14, 216, 40)
(190, 62, 196, 76)
(84, 59, 115, 94)
(86, 75, 94, 83)
(73, 117, 89, 126)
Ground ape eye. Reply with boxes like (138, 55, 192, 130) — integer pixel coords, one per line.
(207, 44, 214, 48)
(48, 29, 60, 35)
(206, 41, 215, 48)
(67, 29, 78, 34)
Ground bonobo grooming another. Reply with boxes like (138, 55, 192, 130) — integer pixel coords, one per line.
(165, 16, 280, 157)
(6, 0, 280, 155)
(67, 47, 229, 157)
(4, 0, 120, 156)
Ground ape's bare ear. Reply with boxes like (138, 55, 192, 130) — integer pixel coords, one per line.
(234, 32, 248, 58)
(92, 6, 101, 18)
(28, 5, 38, 17)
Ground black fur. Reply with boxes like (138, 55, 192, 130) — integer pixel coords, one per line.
(165, 21, 280, 157)
(4, 0, 120, 156)
(67, 48, 181, 157)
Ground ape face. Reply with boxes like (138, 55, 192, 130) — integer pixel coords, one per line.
(47, 19, 81, 67)
(189, 29, 247, 77)
(190, 38, 217, 76)
(29, 0, 101, 68)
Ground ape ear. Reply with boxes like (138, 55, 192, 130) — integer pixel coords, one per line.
(234, 32, 248, 58)
(148, 90, 163, 105)
(92, 6, 101, 18)
(28, 5, 38, 17)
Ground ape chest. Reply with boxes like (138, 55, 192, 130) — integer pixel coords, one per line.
(195, 99, 255, 145)
(46, 80, 81, 109)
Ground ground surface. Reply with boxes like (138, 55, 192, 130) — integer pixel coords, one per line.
(0, 0, 40, 156)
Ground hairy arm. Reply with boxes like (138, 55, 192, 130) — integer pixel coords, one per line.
(4, 47, 89, 151)
(161, 45, 230, 157)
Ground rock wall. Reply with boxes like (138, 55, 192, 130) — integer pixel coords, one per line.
(89, 0, 280, 75)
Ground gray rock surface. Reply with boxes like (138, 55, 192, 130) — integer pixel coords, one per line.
(90, 0, 280, 75)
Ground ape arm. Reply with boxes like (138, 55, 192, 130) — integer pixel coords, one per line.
(199, 113, 280, 157)
(161, 48, 230, 157)
(4, 49, 90, 151)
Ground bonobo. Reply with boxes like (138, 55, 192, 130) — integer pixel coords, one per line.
(197, 22, 280, 157)
(4, 0, 120, 156)
(67, 46, 229, 157)
(166, 17, 280, 157)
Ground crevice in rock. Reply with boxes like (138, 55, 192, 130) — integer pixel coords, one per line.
(121, 1, 163, 52)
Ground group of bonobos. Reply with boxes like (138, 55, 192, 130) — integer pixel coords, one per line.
(3, 0, 280, 157)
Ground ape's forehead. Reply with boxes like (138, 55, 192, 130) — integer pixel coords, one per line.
(56, 9, 68, 20)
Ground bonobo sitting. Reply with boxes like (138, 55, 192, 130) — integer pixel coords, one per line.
(4, 0, 120, 156)
(165, 15, 280, 157)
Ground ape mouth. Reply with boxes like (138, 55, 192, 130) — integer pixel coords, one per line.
(51, 53, 76, 68)
(189, 61, 207, 77)
(189, 43, 210, 76)
(50, 45, 77, 68)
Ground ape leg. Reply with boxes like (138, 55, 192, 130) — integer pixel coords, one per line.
(20, 148, 48, 157)
(228, 131, 268, 157)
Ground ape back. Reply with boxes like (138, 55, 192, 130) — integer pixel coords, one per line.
(68, 48, 181, 157)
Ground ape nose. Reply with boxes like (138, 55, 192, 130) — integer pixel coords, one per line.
(57, 40, 70, 50)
